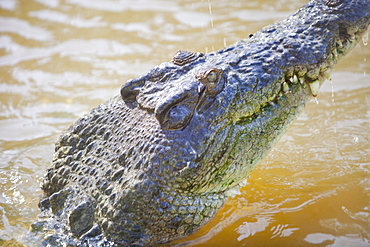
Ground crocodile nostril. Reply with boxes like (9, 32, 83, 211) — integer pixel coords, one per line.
(120, 79, 141, 102)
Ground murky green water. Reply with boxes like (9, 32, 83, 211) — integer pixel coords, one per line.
(0, 0, 369, 246)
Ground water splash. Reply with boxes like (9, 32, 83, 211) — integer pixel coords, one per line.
(364, 58, 367, 77)
(208, 0, 214, 27)
(329, 78, 335, 103)
(362, 29, 368, 46)
(0, 206, 13, 241)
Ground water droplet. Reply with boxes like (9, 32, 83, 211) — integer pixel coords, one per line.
(208, 0, 214, 28)
(329, 79, 335, 103)
(362, 30, 368, 46)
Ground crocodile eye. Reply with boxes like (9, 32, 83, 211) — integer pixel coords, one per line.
(206, 71, 218, 83)
(323, 0, 344, 7)
(196, 68, 222, 89)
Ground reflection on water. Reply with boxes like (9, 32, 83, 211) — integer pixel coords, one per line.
(0, 0, 369, 246)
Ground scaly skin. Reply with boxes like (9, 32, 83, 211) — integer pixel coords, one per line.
(34, 0, 370, 246)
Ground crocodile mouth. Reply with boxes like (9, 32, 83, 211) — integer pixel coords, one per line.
(285, 24, 367, 98)
(210, 25, 368, 192)
(234, 24, 367, 126)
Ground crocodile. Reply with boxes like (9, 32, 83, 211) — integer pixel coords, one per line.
(33, 0, 370, 246)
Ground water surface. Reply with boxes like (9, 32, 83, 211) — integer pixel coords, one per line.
(0, 0, 369, 246)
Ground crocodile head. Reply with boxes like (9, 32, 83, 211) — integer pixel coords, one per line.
(120, 0, 369, 193)
(40, 0, 369, 246)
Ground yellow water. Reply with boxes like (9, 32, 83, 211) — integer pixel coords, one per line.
(0, 0, 369, 246)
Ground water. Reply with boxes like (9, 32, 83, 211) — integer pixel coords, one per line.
(0, 0, 369, 246)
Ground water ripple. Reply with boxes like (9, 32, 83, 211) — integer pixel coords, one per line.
(0, 36, 151, 66)
(29, 10, 108, 28)
(0, 17, 53, 41)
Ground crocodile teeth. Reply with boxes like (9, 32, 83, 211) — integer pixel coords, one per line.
(350, 33, 356, 41)
(292, 74, 299, 84)
(309, 80, 320, 97)
(299, 77, 305, 84)
(322, 69, 332, 79)
(327, 53, 335, 67)
(332, 49, 338, 60)
(282, 81, 290, 93)
(336, 39, 343, 48)
(319, 75, 327, 85)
